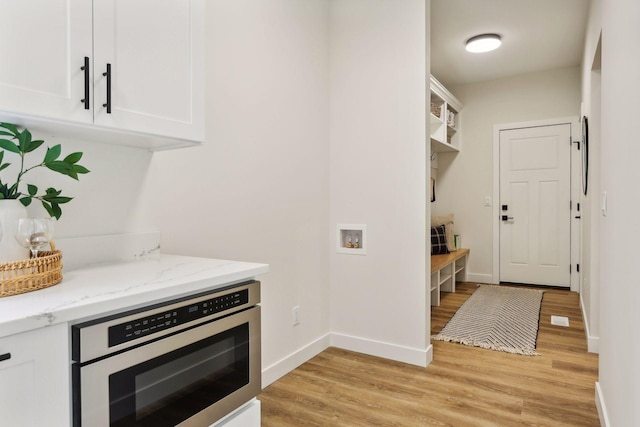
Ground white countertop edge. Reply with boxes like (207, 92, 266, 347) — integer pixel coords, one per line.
(0, 255, 269, 338)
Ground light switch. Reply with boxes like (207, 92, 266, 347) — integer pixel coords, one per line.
(484, 196, 492, 207)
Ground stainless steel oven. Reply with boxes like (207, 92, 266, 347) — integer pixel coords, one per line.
(71, 281, 261, 427)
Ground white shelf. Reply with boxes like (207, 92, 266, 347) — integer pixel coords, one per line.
(439, 273, 452, 285)
(431, 138, 460, 153)
(430, 112, 443, 126)
(429, 75, 463, 153)
(430, 250, 469, 306)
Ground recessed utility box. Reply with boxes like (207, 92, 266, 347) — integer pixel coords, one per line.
(337, 224, 367, 255)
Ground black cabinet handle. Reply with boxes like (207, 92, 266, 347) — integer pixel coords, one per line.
(102, 63, 112, 114)
(0, 353, 11, 362)
(80, 57, 90, 110)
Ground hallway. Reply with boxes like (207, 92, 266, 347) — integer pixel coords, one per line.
(260, 282, 599, 426)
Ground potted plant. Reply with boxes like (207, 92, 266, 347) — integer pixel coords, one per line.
(0, 122, 89, 218)
(0, 122, 90, 262)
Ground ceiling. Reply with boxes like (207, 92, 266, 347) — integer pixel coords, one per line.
(430, 0, 590, 88)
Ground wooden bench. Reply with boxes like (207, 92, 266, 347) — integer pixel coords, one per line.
(430, 249, 469, 306)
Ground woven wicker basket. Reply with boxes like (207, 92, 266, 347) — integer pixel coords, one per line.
(0, 246, 63, 298)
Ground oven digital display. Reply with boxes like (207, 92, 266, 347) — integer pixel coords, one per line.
(108, 289, 249, 347)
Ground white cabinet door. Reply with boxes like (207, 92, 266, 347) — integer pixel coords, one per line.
(93, 0, 205, 141)
(0, 0, 93, 124)
(0, 0, 204, 148)
(0, 323, 70, 427)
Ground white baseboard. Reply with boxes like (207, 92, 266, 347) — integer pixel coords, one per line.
(261, 332, 434, 388)
(425, 342, 433, 365)
(331, 332, 432, 368)
(261, 333, 331, 387)
(580, 294, 600, 354)
(595, 382, 610, 427)
(466, 272, 493, 284)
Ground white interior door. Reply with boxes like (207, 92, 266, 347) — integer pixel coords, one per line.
(499, 124, 571, 287)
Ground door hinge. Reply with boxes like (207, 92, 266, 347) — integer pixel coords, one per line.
(570, 264, 572, 273)
(570, 200, 572, 210)
(577, 202, 580, 212)
(577, 263, 580, 273)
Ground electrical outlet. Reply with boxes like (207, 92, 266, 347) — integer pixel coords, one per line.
(292, 306, 300, 326)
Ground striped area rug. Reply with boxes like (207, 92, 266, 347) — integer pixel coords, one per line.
(432, 285, 544, 356)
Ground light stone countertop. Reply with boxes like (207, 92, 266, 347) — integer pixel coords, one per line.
(0, 254, 268, 338)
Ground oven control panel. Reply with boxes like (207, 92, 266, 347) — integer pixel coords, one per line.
(108, 289, 249, 347)
(72, 280, 260, 364)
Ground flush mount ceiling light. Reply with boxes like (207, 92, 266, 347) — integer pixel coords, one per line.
(465, 33, 502, 53)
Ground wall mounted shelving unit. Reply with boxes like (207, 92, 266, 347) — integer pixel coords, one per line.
(429, 75, 463, 153)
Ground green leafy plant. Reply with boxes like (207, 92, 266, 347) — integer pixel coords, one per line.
(0, 122, 90, 220)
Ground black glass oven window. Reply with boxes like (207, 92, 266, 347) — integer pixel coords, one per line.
(109, 323, 250, 426)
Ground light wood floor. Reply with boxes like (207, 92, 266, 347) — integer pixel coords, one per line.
(259, 282, 600, 426)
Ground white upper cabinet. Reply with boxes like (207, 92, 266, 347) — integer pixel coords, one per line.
(0, 0, 93, 124)
(92, 0, 204, 143)
(0, 0, 204, 150)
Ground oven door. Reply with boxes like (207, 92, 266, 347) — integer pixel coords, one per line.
(74, 306, 260, 427)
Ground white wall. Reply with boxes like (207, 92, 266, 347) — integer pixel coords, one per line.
(433, 67, 581, 282)
(16, 0, 430, 386)
(329, 0, 429, 366)
(12, 134, 154, 239)
(597, 0, 640, 424)
(579, 0, 602, 352)
(145, 0, 331, 385)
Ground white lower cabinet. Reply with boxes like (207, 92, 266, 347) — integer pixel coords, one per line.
(0, 323, 70, 427)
